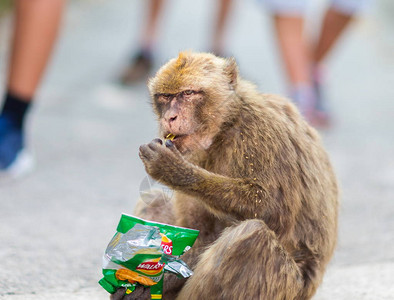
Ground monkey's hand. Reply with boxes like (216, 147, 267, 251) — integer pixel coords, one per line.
(140, 139, 272, 221)
(110, 286, 150, 300)
(139, 139, 196, 187)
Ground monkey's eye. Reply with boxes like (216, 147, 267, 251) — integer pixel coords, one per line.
(183, 90, 195, 96)
(157, 93, 173, 102)
(162, 93, 172, 99)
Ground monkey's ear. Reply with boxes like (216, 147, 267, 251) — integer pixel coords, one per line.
(224, 57, 238, 89)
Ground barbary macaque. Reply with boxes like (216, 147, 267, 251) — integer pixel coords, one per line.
(112, 52, 338, 300)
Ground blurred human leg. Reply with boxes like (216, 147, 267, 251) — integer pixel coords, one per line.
(265, 0, 370, 127)
(0, 0, 65, 176)
(263, 0, 315, 118)
(312, 0, 370, 77)
(273, 15, 311, 87)
(140, 0, 165, 52)
(272, 13, 318, 122)
(8, 0, 65, 99)
(211, 0, 233, 56)
(311, 7, 352, 126)
(120, 0, 165, 84)
(311, 0, 369, 126)
(265, 0, 332, 126)
(313, 8, 353, 66)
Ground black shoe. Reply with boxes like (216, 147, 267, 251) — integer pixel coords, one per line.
(119, 51, 153, 85)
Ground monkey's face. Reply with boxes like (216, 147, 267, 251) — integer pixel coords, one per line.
(149, 52, 239, 154)
(154, 89, 209, 153)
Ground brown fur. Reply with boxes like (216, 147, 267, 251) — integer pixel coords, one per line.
(136, 52, 338, 300)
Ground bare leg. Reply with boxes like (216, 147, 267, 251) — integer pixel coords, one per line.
(1, 0, 64, 174)
(309, 6, 354, 127)
(120, 0, 165, 84)
(8, 0, 65, 99)
(212, 0, 233, 56)
(313, 6, 353, 64)
(273, 15, 311, 87)
(139, 0, 165, 51)
(272, 15, 319, 125)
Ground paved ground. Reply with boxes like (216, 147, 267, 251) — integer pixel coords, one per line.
(0, 0, 393, 299)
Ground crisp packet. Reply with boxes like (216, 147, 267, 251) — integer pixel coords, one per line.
(99, 214, 199, 300)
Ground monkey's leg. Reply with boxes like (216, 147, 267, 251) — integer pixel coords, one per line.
(176, 219, 306, 300)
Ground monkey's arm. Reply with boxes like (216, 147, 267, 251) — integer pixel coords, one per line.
(139, 140, 277, 220)
(177, 167, 273, 220)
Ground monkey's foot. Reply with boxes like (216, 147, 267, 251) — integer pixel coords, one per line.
(110, 286, 150, 300)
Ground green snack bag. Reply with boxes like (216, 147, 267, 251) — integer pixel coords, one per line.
(99, 214, 199, 300)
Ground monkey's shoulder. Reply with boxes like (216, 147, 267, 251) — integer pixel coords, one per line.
(204, 93, 327, 180)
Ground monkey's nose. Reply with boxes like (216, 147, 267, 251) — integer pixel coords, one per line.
(169, 115, 178, 123)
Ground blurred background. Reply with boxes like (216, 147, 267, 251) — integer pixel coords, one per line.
(0, 0, 393, 299)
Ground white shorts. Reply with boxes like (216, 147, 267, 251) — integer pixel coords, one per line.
(261, 0, 370, 15)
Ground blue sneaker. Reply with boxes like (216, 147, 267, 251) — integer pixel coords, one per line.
(0, 116, 33, 178)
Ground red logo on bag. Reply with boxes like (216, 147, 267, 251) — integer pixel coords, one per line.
(136, 258, 164, 275)
(160, 233, 173, 255)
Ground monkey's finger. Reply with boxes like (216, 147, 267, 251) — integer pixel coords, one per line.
(148, 140, 163, 152)
(140, 287, 151, 299)
(165, 139, 182, 156)
(152, 138, 163, 145)
(139, 144, 157, 160)
(110, 288, 127, 300)
(165, 139, 174, 148)
(138, 287, 151, 300)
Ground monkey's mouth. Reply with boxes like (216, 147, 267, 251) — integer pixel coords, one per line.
(164, 133, 187, 141)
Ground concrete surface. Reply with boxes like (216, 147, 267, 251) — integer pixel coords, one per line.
(0, 0, 393, 299)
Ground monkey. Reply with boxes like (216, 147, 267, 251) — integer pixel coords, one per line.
(111, 52, 338, 300)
